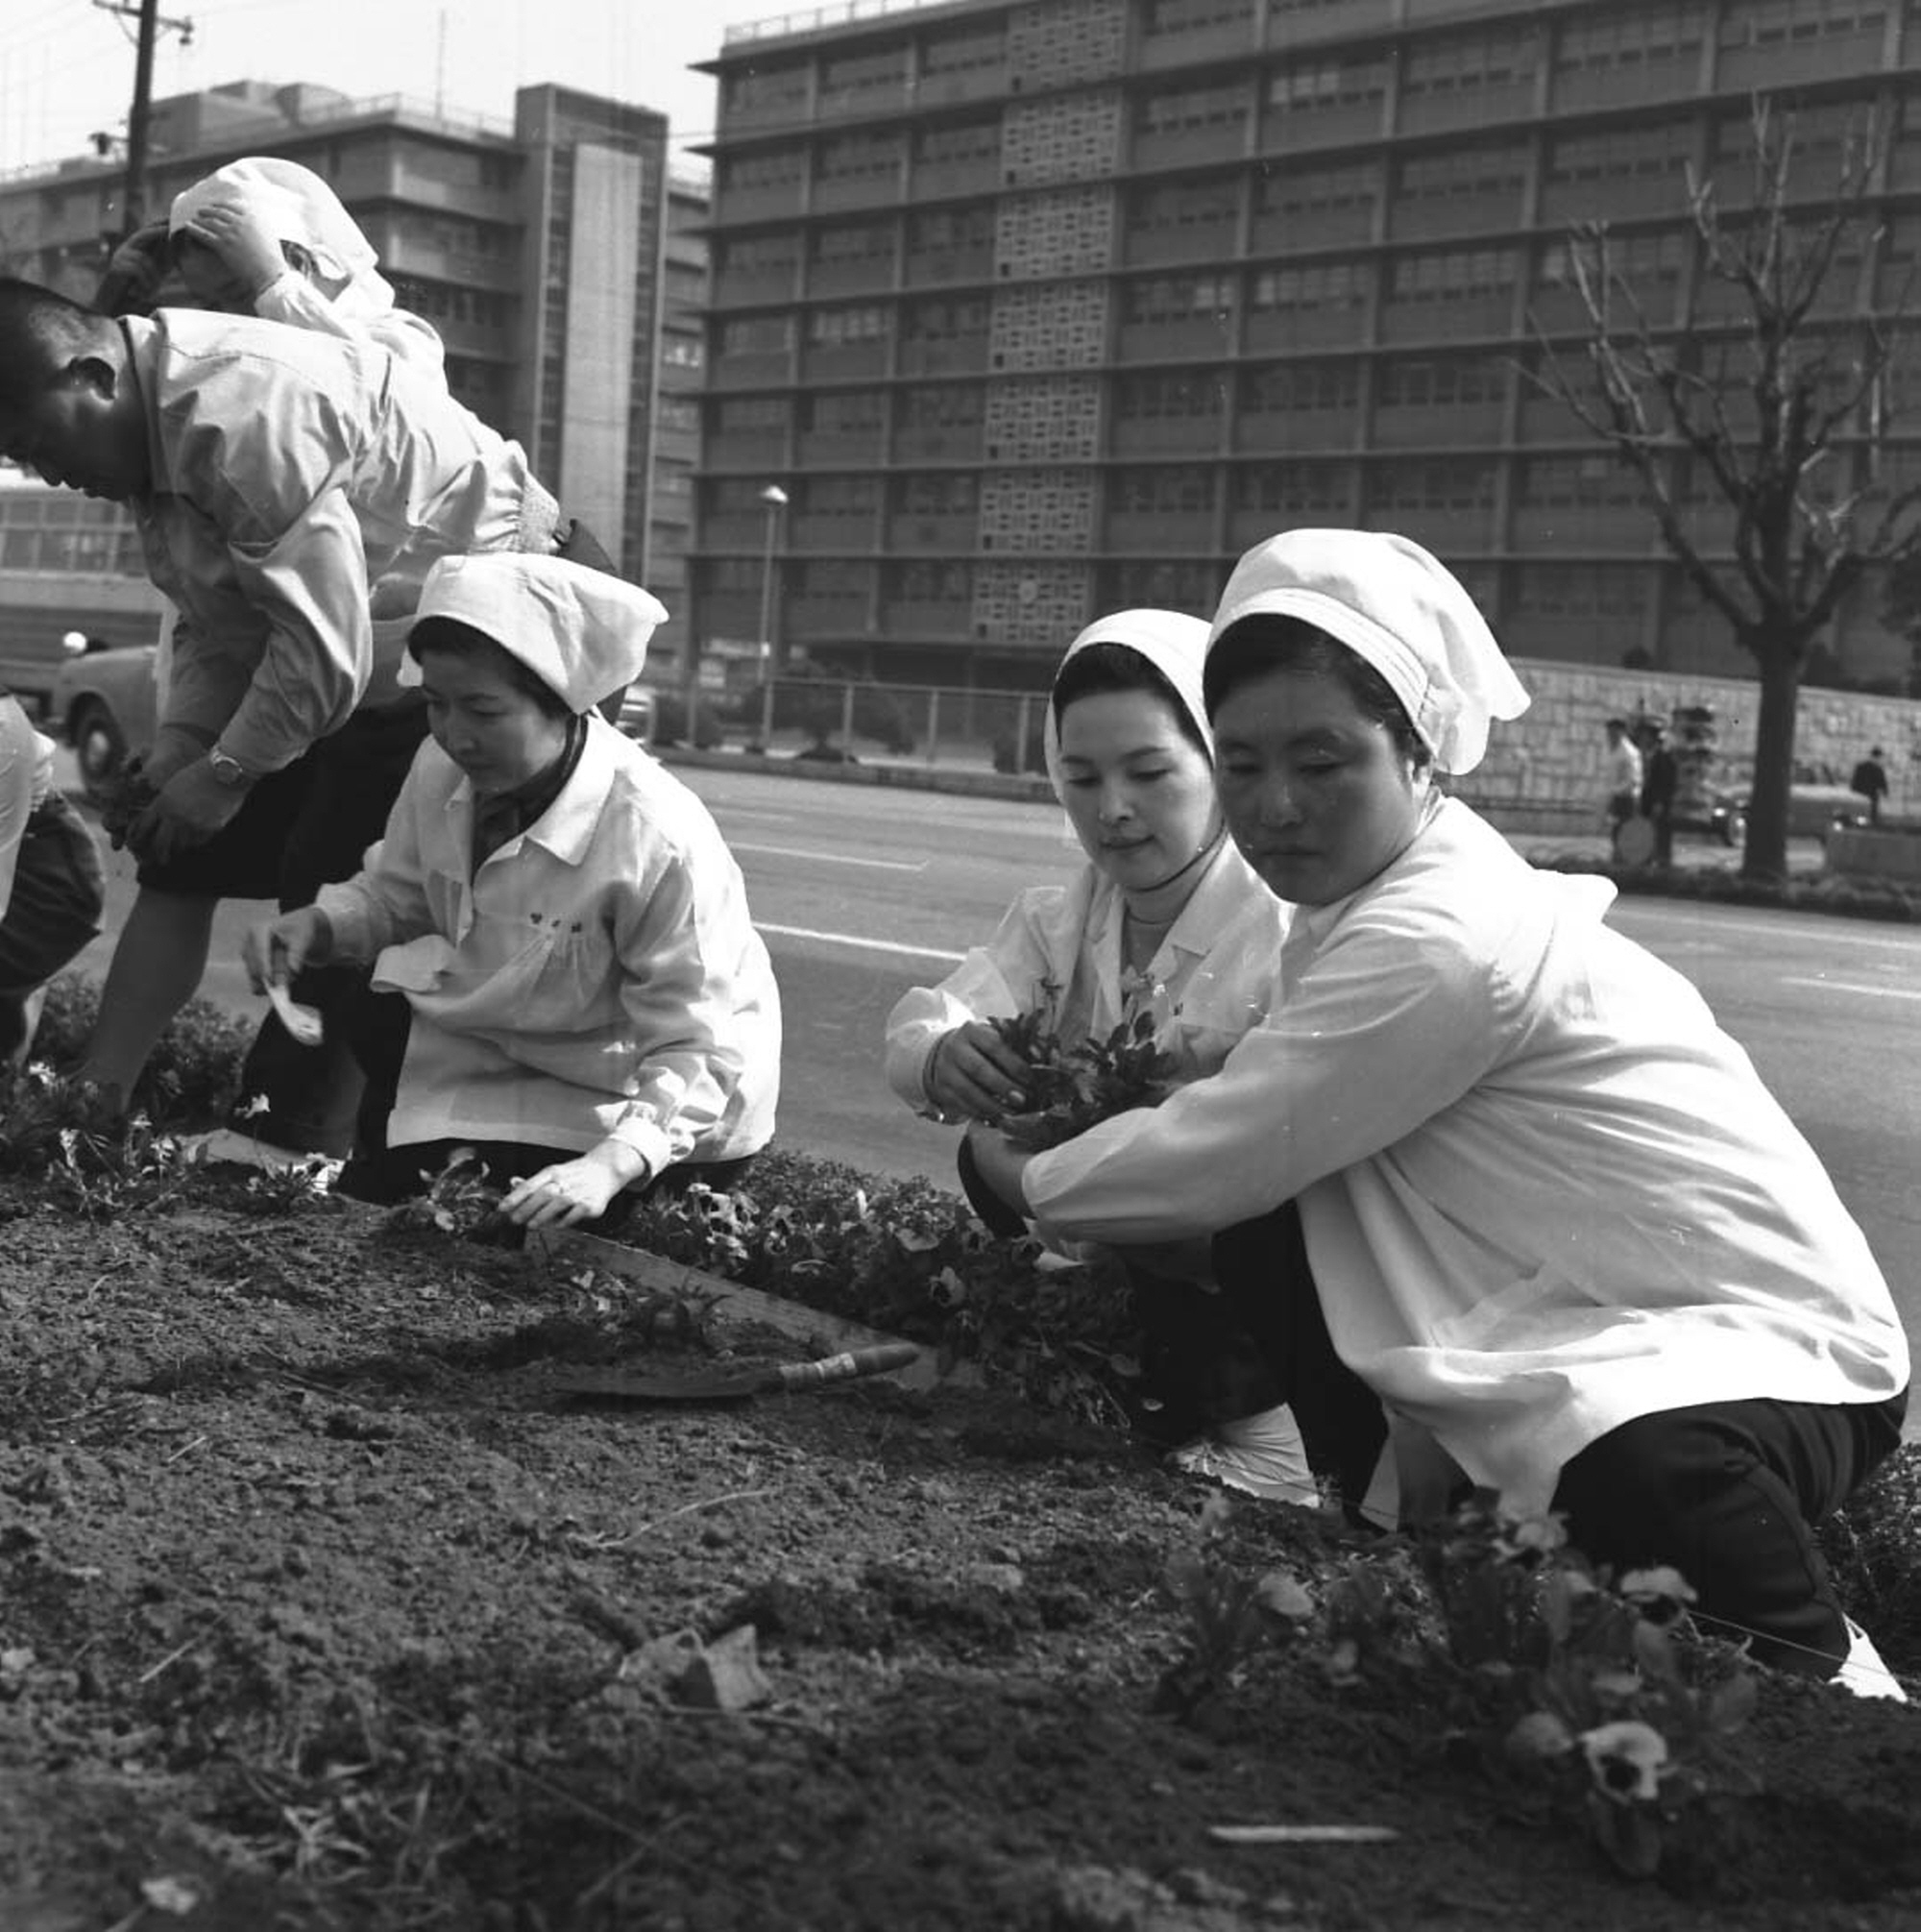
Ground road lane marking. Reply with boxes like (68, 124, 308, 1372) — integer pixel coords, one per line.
(1781, 975, 1921, 1001)
(760, 921, 964, 963)
(1620, 905, 1921, 952)
(733, 841, 926, 872)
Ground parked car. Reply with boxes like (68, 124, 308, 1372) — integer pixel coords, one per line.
(48, 637, 158, 806)
(1707, 763, 1866, 846)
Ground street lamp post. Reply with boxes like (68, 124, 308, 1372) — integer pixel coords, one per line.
(757, 484, 789, 752)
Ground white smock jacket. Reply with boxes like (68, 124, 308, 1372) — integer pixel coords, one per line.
(885, 836, 1287, 1113)
(315, 718, 780, 1179)
(1022, 795, 1909, 1516)
(125, 310, 553, 776)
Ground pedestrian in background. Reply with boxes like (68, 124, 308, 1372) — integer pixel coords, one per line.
(1850, 746, 1889, 825)
(1637, 717, 1679, 868)
(1601, 717, 1641, 860)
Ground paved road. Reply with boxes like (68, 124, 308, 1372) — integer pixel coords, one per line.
(64, 761, 1921, 1376)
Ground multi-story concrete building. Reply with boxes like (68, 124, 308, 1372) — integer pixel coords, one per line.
(692, 0, 1918, 693)
(0, 79, 707, 681)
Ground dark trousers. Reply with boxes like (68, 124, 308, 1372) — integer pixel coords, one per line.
(335, 982, 752, 1232)
(1211, 1199, 1908, 1676)
(0, 795, 105, 1061)
(227, 699, 431, 1154)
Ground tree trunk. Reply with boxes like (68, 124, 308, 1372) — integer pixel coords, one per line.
(1741, 631, 1803, 880)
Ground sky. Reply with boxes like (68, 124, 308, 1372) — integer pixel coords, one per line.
(0, 0, 815, 178)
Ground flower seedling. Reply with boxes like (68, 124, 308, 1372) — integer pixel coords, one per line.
(989, 982, 1181, 1152)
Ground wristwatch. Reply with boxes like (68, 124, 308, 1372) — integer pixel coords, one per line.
(207, 746, 254, 788)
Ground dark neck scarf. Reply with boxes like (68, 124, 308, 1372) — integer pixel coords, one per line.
(472, 713, 588, 870)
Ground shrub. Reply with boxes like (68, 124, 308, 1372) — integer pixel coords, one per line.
(617, 1146, 1141, 1426)
(32, 972, 250, 1127)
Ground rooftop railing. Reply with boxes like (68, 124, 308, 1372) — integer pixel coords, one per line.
(724, 0, 982, 46)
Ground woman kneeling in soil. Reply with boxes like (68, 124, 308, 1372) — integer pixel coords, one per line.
(885, 609, 1317, 1504)
(244, 553, 780, 1233)
(966, 529, 1910, 1695)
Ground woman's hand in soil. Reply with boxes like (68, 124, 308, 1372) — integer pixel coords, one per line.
(497, 1143, 642, 1230)
(925, 1023, 1032, 1121)
(243, 906, 332, 992)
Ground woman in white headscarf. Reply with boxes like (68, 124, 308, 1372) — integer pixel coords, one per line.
(968, 529, 1910, 1697)
(243, 553, 780, 1234)
(98, 157, 443, 376)
(885, 610, 1316, 1504)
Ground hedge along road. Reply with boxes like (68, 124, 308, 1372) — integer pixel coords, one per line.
(64, 758, 1921, 1414)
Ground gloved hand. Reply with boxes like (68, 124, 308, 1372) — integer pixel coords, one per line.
(102, 726, 212, 850)
(127, 755, 248, 867)
(94, 220, 171, 316)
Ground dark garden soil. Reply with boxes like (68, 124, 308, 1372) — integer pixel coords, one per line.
(1, 1172, 1917, 1932)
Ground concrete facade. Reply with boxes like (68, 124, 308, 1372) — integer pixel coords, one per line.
(692, 0, 1921, 694)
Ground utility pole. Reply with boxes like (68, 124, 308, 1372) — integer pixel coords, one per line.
(91, 0, 194, 238)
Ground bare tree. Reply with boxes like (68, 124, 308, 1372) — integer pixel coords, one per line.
(1530, 100, 1919, 879)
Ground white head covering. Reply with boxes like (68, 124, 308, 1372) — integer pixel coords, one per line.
(1041, 608, 1213, 804)
(1207, 529, 1530, 774)
(400, 553, 669, 715)
(170, 158, 395, 318)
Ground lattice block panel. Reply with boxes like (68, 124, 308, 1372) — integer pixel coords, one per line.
(1004, 91, 1123, 185)
(1008, 0, 1126, 90)
(972, 559, 1093, 643)
(983, 375, 1103, 462)
(988, 281, 1109, 371)
(995, 186, 1115, 281)
(978, 468, 1096, 551)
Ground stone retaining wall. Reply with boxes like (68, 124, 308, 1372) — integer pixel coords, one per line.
(1455, 660, 1921, 820)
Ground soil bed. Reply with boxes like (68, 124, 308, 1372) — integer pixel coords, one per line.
(1, 1174, 1916, 1931)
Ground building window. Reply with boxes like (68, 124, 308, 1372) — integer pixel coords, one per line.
(723, 63, 809, 113)
(1243, 359, 1360, 411)
(803, 390, 885, 432)
(1556, 5, 1707, 69)
(1547, 122, 1696, 185)
(908, 204, 994, 254)
(913, 120, 998, 167)
(904, 296, 988, 339)
(1365, 458, 1496, 513)
(816, 133, 902, 181)
(1401, 29, 1539, 96)
(920, 26, 1003, 72)
(1129, 176, 1240, 231)
(718, 315, 794, 355)
(1393, 143, 1527, 206)
(1110, 466, 1215, 512)
(1388, 247, 1520, 303)
(1142, 0, 1252, 35)
(1254, 159, 1379, 218)
(720, 234, 800, 277)
(899, 474, 979, 513)
(1103, 560, 1220, 606)
(812, 221, 895, 265)
(1267, 54, 1389, 110)
(801, 476, 880, 515)
(900, 385, 985, 428)
(1250, 259, 1369, 313)
(1233, 461, 1352, 515)
(1376, 355, 1506, 405)
(722, 149, 804, 192)
(715, 397, 789, 433)
(1717, 0, 1885, 48)
(1122, 273, 1238, 322)
(1113, 370, 1225, 419)
(1138, 82, 1251, 136)
(806, 304, 891, 346)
